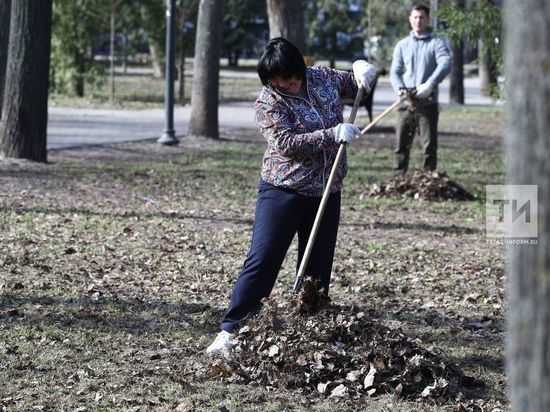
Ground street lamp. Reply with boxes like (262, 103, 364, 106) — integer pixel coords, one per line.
(158, 0, 179, 145)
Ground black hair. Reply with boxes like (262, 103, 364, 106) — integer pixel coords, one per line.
(410, 3, 430, 16)
(256, 37, 306, 87)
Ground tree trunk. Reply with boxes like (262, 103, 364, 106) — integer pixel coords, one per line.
(75, 51, 85, 97)
(148, 40, 164, 78)
(139, 4, 163, 78)
(266, 0, 305, 53)
(450, 39, 464, 104)
(479, 38, 497, 95)
(109, 0, 116, 105)
(0, 0, 11, 117)
(122, 28, 128, 74)
(179, 35, 186, 106)
(505, 0, 550, 410)
(430, 0, 439, 29)
(328, 29, 337, 69)
(178, 0, 186, 106)
(0, 0, 52, 162)
(449, 0, 464, 104)
(188, 0, 224, 139)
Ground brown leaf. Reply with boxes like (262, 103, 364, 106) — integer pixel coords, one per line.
(317, 382, 330, 394)
(296, 355, 307, 366)
(395, 383, 404, 396)
(174, 403, 192, 412)
(421, 378, 449, 398)
(267, 344, 279, 357)
(329, 384, 348, 398)
(346, 370, 361, 382)
(363, 366, 377, 389)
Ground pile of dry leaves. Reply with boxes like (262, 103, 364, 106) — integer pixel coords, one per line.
(198, 279, 480, 403)
(366, 170, 475, 201)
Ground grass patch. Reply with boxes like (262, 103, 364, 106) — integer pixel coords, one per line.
(49, 70, 260, 109)
(0, 108, 507, 411)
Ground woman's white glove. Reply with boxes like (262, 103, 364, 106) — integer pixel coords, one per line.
(352, 60, 377, 93)
(415, 82, 434, 99)
(334, 123, 361, 144)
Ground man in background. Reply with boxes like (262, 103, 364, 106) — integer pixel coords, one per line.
(390, 3, 451, 174)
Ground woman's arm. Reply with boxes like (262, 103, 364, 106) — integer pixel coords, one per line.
(255, 98, 336, 157)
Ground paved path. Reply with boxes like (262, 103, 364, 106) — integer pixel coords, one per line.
(47, 76, 501, 150)
(48, 102, 255, 149)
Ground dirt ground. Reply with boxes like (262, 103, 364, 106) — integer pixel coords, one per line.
(0, 108, 507, 411)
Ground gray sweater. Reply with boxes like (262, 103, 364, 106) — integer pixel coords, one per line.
(390, 29, 451, 104)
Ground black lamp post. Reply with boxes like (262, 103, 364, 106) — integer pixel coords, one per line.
(158, 0, 179, 145)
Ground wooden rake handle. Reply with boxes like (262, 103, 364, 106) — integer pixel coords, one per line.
(360, 95, 407, 135)
(292, 86, 365, 294)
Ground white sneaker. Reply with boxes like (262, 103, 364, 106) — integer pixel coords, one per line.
(206, 331, 235, 355)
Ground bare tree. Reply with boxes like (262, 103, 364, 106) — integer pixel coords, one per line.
(0, 0, 52, 162)
(0, 0, 11, 117)
(266, 0, 305, 52)
(504, 0, 550, 410)
(188, 0, 224, 139)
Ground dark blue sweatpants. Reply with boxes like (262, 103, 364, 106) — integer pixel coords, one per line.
(221, 179, 341, 332)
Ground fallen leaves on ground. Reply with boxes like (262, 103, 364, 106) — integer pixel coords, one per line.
(198, 279, 481, 403)
(366, 170, 475, 201)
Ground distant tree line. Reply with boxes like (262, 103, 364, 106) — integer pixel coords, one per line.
(43, 0, 502, 98)
(0, 0, 503, 160)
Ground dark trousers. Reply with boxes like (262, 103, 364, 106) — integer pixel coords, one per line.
(394, 103, 439, 173)
(220, 180, 341, 332)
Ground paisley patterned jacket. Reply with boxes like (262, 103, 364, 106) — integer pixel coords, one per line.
(255, 65, 359, 197)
